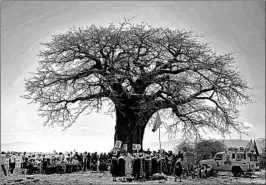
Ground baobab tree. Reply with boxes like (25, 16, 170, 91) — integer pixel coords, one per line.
(23, 20, 251, 151)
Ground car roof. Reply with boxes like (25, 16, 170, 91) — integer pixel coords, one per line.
(216, 152, 226, 155)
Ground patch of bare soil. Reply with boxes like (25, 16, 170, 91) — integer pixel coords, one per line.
(1, 169, 265, 185)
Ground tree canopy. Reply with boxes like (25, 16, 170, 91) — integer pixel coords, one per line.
(174, 139, 226, 163)
(23, 19, 251, 141)
(195, 139, 227, 159)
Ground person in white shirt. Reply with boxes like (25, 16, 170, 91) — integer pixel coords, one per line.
(9, 152, 16, 174)
(22, 152, 27, 163)
(1, 151, 7, 176)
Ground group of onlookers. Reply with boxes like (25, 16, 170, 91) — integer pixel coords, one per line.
(190, 164, 214, 179)
(19, 151, 113, 174)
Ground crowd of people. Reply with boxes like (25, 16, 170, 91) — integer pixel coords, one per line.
(20, 151, 112, 175)
(109, 150, 214, 182)
(1, 149, 214, 182)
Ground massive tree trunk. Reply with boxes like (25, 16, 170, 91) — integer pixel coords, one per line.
(114, 104, 152, 152)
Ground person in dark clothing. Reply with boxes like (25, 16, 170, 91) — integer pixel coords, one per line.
(174, 158, 183, 182)
(45, 158, 53, 174)
(87, 153, 91, 171)
(23, 157, 34, 174)
(199, 165, 207, 178)
(151, 155, 158, 175)
(91, 160, 98, 171)
(206, 165, 213, 177)
(139, 154, 146, 179)
(79, 153, 83, 170)
(83, 152, 87, 172)
(133, 155, 141, 180)
(70, 151, 73, 163)
(99, 153, 108, 172)
(111, 154, 118, 181)
(42, 157, 48, 174)
(144, 155, 152, 179)
(167, 152, 174, 175)
(103, 153, 107, 161)
(91, 152, 98, 170)
(117, 154, 125, 180)
(93, 152, 98, 162)
(66, 154, 71, 163)
(9, 153, 16, 174)
(177, 151, 184, 160)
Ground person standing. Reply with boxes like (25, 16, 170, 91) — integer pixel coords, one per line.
(22, 152, 27, 163)
(125, 153, 134, 180)
(174, 158, 183, 182)
(151, 153, 157, 175)
(1, 151, 7, 176)
(83, 152, 88, 172)
(133, 153, 141, 181)
(117, 153, 125, 181)
(87, 153, 91, 171)
(199, 165, 207, 178)
(9, 152, 16, 174)
(206, 164, 213, 177)
(110, 152, 118, 181)
(144, 153, 152, 179)
(182, 156, 189, 178)
(167, 151, 174, 175)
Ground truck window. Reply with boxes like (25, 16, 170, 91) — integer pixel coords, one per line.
(236, 154, 241, 161)
(241, 153, 246, 160)
(248, 153, 257, 161)
(226, 155, 230, 161)
(232, 153, 235, 159)
(214, 154, 223, 160)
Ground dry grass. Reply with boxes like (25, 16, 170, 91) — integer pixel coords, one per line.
(1, 168, 265, 185)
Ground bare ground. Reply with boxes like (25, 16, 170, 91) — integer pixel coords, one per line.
(1, 169, 265, 185)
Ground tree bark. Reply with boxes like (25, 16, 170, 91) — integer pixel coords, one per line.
(114, 106, 152, 152)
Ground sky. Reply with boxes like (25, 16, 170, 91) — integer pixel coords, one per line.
(1, 1, 265, 153)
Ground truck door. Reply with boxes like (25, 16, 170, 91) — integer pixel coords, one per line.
(214, 153, 224, 170)
(236, 153, 249, 171)
(236, 153, 241, 162)
(223, 154, 232, 171)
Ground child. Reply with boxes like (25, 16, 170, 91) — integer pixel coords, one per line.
(199, 165, 207, 178)
(206, 164, 213, 177)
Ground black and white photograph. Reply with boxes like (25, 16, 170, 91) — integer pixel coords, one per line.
(1, 1, 265, 185)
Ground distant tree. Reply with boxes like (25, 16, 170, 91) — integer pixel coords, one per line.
(23, 19, 251, 152)
(174, 140, 195, 154)
(174, 140, 196, 164)
(195, 139, 226, 160)
(259, 147, 266, 169)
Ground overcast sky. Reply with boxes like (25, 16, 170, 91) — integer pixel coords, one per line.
(1, 1, 265, 152)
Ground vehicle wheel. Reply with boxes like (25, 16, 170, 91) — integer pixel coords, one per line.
(232, 166, 243, 177)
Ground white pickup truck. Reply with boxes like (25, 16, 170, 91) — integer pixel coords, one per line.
(200, 147, 260, 177)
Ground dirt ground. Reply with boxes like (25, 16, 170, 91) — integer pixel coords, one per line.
(1, 169, 265, 185)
